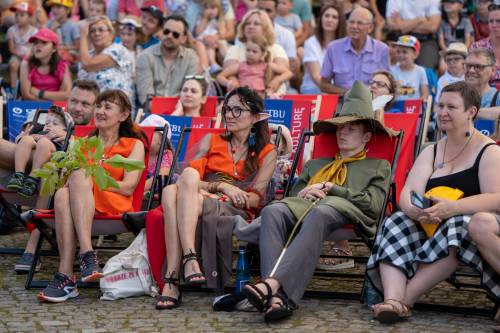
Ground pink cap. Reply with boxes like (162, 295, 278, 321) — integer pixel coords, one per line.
(28, 28, 60, 46)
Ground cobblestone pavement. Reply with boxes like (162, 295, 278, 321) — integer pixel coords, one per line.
(0, 229, 496, 332)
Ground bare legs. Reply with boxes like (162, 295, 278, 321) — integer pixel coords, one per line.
(159, 167, 205, 306)
(0, 139, 16, 170)
(14, 136, 36, 173)
(53, 169, 95, 275)
(469, 212, 500, 274)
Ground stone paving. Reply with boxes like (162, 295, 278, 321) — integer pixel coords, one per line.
(0, 229, 497, 332)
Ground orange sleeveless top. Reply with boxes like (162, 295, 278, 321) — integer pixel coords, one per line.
(189, 134, 275, 181)
(94, 137, 141, 215)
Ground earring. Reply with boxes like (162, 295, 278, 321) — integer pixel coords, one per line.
(248, 126, 256, 148)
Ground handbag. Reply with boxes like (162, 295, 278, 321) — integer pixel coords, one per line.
(100, 229, 159, 300)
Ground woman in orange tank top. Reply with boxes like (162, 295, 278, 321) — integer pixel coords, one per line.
(37, 90, 149, 303)
(156, 87, 277, 310)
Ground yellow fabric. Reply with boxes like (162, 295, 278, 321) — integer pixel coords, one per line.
(307, 150, 367, 186)
(424, 186, 464, 201)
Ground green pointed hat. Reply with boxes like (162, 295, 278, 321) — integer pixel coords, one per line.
(313, 81, 398, 137)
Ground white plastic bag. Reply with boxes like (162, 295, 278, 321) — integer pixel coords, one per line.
(100, 229, 158, 300)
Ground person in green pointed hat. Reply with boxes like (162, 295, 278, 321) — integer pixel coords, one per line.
(241, 81, 395, 322)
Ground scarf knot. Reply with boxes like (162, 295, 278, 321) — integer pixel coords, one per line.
(307, 150, 367, 186)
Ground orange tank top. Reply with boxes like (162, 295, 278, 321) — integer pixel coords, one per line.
(94, 137, 141, 215)
(189, 134, 275, 181)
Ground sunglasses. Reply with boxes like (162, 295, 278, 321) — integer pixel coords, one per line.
(464, 62, 493, 71)
(222, 105, 251, 119)
(163, 28, 181, 39)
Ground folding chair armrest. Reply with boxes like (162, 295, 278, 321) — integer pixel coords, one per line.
(20, 209, 36, 224)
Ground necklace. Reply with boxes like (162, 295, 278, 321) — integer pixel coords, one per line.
(229, 139, 247, 176)
(436, 130, 474, 169)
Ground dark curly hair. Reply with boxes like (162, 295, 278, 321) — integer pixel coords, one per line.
(222, 87, 270, 176)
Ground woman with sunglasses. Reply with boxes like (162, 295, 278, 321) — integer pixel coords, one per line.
(154, 87, 277, 310)
(78, 16, 136, 108)
(171, 76, 209, 117)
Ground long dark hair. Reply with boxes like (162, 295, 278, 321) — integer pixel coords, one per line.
(28, 44, 61, 75)
(91, 90, 150, 151)
(222, 87, 270, 176)
(315, 4, 346, 49)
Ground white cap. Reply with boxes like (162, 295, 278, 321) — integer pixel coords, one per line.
(140, 114, 171, 140)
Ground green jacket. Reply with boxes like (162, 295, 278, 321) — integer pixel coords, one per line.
(281, 157, 391, 239)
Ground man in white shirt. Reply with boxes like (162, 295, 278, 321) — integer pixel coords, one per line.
(386, 0, 441, 69)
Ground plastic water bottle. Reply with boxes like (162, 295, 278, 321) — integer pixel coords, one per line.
(235, 245, 250, 293)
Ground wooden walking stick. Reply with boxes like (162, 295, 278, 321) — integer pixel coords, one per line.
(269, 198, 320, 277)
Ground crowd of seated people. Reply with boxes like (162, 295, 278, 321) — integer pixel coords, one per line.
(0, 0, 499, 329)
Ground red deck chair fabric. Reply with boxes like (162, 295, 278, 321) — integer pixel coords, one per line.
(283, 94, 339, 121)
(384, 113, 419, 202)
(29, 126, 155, 233)
(146, 127, 225, 292)
(151, 96, 218, 117)
(310, 131, 401, 233)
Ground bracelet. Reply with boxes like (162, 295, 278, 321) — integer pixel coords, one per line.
(38, 90, 45, 99)
(208, 181, 221, 193)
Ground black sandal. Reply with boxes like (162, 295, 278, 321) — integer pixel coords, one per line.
(242, 280, 273, 313)
(182, 250, 206, 286)
(264, 294, 293, 323)
(155, 273, 182, 310)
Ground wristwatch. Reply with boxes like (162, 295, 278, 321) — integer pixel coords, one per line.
(38, 90, 45, 99)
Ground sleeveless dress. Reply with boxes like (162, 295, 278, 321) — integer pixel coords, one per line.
(28, 61, 68, 92)
(94, 137, 141, 215)
(238, 62, 267, 95)
(366, 143, 500, 302)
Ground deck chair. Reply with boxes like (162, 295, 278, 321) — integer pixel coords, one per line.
(151, 96, 218, 117)
(283, 94, 339, 121)
(0, 109, 73, 255)
(21, 126, 162, 289)
(282, 129, 403, 299)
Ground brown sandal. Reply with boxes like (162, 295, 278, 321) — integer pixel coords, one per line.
(373, 299, 412, 323)
(317, 247, 355, 271)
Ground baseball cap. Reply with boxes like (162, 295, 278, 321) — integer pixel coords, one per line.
(394, 35, 421, 56)
(119, 16, 142, 29)
(141, 5, 164, 23)
(46, 0, 73, 8)
(11, 2, 33, 15)
(28, 28, 60, 46)
(439, 42, 468, 58)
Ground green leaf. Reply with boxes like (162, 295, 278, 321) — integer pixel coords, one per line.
(93, 139, 104, 162)
(93, 166, 109, 190)
(105, 154, 145, 172)
(106, 176, 120, 189)
(31, 168, 53, 178)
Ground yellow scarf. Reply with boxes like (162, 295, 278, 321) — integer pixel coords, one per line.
(307, 150, 367, 186)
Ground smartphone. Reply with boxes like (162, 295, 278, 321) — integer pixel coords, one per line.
(410, 191, 431, 209)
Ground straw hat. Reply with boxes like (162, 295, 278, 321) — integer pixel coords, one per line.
(313, 81, 399, 137)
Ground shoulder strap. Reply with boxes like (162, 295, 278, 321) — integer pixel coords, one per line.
(474, 143, 496, 169)
(433, 143, 438, 164)
(490, 90, 499, 107)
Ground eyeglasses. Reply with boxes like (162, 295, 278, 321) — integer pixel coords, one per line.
(464, 62, 493, 71)
(184, 75, 205, 80)
(222, 105, 251, 118)
(90, 27, 109, 34)
(369, 79, 390, 89)
(163, 28, 181, 39)
(445, 56, 464, 64)
(120, 24, 137, 32)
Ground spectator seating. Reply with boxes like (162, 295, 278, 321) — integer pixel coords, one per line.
(21, 126, 161, 289)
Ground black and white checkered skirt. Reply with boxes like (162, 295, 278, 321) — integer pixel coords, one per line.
(366, 211, 500, 301)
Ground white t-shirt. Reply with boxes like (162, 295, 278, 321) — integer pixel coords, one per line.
(391, 64, 429, 101)
(274, 23, 297, 59)
(386, 0, 440, 20)
(435, 71, 464, 104)
(300, 36, 324, 93)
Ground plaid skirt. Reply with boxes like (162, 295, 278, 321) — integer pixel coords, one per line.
(366, 211, 500, 302)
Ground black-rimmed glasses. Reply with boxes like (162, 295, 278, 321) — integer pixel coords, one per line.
(222, 105, 251, 118)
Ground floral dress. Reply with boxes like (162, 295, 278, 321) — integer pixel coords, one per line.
(78, 43, 136, 105)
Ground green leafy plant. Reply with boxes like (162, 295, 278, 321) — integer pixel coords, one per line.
(32, 136, 145, 196)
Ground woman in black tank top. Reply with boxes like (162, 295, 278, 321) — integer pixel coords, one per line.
(366, 82, 500, 324)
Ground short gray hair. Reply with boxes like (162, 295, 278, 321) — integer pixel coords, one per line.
(468, 47, 496, 65)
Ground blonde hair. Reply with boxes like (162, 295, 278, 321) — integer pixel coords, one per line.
(237, 9, 275, 45)
(90, 15, 115, 35)
(246, 35, 273, 85)
(204, 0, 224, 22)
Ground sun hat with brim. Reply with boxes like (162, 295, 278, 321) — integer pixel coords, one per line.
(140, 114, 172, 140)
(313, 81, 399, 137)
(11, 2, 33, 15)
(28, 28, 60, 46)
(439, 42, 468, 58)
(119, 16, 142, 29)
(46, 0, 73, 8)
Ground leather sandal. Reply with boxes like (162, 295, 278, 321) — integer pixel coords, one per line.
(373, 299, 412, 323)
(264, 294, 293, 323)
(182, 250, 206, 286)
(242, 280, 273, 313)
(156, 273, 182, 310)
